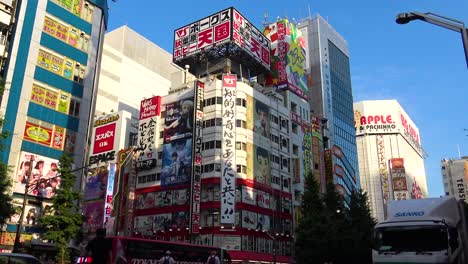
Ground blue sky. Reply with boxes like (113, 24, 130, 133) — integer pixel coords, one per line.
(107, 0, 468, 197)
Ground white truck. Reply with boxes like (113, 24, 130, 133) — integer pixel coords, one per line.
(372, 197, 468, 264)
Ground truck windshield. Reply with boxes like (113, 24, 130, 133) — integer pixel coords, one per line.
(374, 225, 448, 252)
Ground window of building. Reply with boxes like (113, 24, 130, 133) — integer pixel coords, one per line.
(236, 165, 247, 174)
(236, 119, 247, 128)
(271, 115, 279, 124)
(158, 151, 163, 159)
(236, 142, 247, 151)
(159, 131, 164, 139)
(293, 145, 299, 155)
(272, 176, 280, 185)
(69, 98, 80, 117)
(292, 123, 298, 134)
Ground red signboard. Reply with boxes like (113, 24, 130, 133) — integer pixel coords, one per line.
(222, 74, 237, 88)
(93, 123, 116, 154)
(23, 122, 53, 146)
(139, 96, 161, 120)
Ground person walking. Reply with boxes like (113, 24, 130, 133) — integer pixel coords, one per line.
(206, 250, 220, 264)
(159, 250, 175, 264)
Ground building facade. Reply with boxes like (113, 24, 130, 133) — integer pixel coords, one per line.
(96, 25, 179, 140)
(0, 0, 108, 252)
(124, 7, 313, 263)
(441, 157, 468, 201)
(354, 100, 427, 222)
(299, 15, 359, 200)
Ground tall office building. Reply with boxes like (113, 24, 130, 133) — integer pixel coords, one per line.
(441, 157, 468, 201)
(299, 15, 359, 200)
(354, 100, 427, 222)
(0, 0, 108, 252)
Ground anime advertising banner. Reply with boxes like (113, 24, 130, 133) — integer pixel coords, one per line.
(136, 192, 155, 210)
(134, 215, 154, 236)
(152, 213, 172, 232)
(84, 165, 108, 201)
(264, 19, 308, 99)
(241, 211, 257, 229)
(163, 99, 194, 144)
(256, 190, 271, 209)
(83, 200, 104, 233)
(253, 100, 270, 138)
(242, 186, 256, 205)
(161, 138, 192, 187)
(254, 146, 271, 185)
(14, 152, 60, 198)
(257, 214, 270, 231)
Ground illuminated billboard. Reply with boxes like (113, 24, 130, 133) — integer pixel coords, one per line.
(264, 19, 308, 98)
(173, 7, 270, 71)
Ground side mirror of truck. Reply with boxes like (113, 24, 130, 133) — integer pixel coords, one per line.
(449, 228, 459, 251)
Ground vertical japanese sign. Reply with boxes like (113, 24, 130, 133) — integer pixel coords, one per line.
(221, 74, 237, 224)
(376, 135, 389, 204)
(136, 96, 161, 174)
(190, 81, 204, 234)
(104, 163, 116, 228)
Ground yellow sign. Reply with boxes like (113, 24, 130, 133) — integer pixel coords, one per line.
(58, 91, 71, 113)
(43, 16, 57, 36)
(26, 126, 51, 143)
(37, 49, 52, 70)
(31, 83, 45, 105)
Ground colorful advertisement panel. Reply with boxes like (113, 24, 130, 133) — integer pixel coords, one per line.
(302, 123, 312, 183)
(242, 186, 256, 205)
(173, 8, 232, 62)
(103, 163, 116, 228)
(241, 211, 257, 229)
(254, 146, 271, 185)
(161, 138, 192, 187)
(390, 158, 408, 194)
(50, 0, 94, 23)
(43, 14, 91, 53)
(89, 113, 122, 167)
(232, 8, 271, 70)
(253, 100, 270, 138)
(213, 235, 241, 250)
(37, 47, 86, 83)
(257, 214, 270, 231)
(246, 142, 254, 181)
(264, 19, 307, 98)
(221, 74, 237, 224)
(84, 165, 108, 201)
(136, 96, 161, 175)
(133, 215, 154, 236)
(164, 99, 194, 143)
(136, 192, 155, 210)
(190, 81, 204, 234)
(23, 122, 52, 147)
(14, 152, 60, 198)
(83, 200, 104, 234)
(256, 190, 270, 209)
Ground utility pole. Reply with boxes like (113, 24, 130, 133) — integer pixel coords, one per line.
(13, 154, 34, 253)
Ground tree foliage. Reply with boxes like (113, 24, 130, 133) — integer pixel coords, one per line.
(295, 171, 376, 264)
(38, 154, 84, 264)
(0, 79, 14, 227)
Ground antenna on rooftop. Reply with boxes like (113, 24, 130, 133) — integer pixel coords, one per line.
(263, 12, 270, 26)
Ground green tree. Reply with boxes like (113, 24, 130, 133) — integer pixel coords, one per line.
(345, 189, 377, 263)
(0, 79, 15, 227)
(38, 154, 84, 264)
(295, 172, 328, 263)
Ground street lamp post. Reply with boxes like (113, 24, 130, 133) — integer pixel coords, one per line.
(395, 11, 468, 69)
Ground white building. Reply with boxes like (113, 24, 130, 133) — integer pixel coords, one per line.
(354, 100, 427, 222)
(441, 158, 468, 201)
(96, 25, 180, 148)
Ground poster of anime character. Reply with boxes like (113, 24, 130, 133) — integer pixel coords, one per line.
(163, 99, 194, 143)
(134, 215, 154, 236)
(83, 201, 104, 233)
(84, 166, 108, 201)
(161, 138, 192, 187)
(14, 152, 60, 198)
(241, 211, 257, 229)
(253, 100, 270, 138)
(254, 146, 271, 185)
(171, 211, 188, 229)
(136, 192, 155, 210)
(152, 213, 172, 231)
(154, 190, 173, 207)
